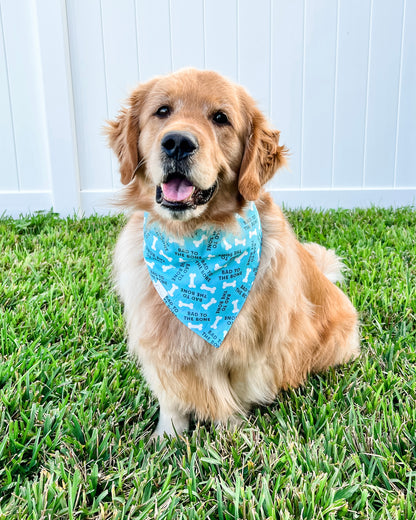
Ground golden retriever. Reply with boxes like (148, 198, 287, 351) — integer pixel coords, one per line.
(106, 68, 359, 437)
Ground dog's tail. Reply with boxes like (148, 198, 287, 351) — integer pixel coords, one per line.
(303, 243, 344, 284)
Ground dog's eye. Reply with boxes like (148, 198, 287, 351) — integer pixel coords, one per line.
(155, 106, 171, 118)
(212, 111, 230, 126)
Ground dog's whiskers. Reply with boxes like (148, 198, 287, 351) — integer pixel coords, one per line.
(133, 158, 146, 176)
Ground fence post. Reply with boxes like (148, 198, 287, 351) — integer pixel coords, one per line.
(34, 0, 81, 216)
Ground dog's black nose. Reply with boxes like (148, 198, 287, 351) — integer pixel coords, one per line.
(161, 132, 198, 161)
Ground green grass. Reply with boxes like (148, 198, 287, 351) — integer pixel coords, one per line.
(0, 207, 415, 519)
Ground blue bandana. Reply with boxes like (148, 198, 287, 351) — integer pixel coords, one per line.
(143, 203, 262, 348)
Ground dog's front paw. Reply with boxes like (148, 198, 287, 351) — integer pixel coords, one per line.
(151, 407, 189, 438)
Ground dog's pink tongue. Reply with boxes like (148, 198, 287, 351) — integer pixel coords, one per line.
(162, 177, 194, 202)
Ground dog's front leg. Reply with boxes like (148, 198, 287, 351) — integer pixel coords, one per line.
(139, 354, 189, 438)
(153, 397, 189, 438)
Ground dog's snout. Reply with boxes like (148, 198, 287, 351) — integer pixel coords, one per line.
(161, 132, 198, 161)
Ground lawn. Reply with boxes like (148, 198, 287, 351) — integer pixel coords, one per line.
(0, 207, 415, 519)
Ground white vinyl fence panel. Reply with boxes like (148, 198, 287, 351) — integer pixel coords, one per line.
(0, 0, 415, 217)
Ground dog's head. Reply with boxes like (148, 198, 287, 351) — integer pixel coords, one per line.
(106, 69, 287, 227)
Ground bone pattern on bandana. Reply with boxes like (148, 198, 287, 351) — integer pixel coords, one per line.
(143, 203, 262, 348)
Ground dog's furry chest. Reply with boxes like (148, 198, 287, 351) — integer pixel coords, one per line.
(113, 210, 280, 369)
(114, 213, 222, 362)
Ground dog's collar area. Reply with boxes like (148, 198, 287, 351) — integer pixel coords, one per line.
(156, 173, 217, 211)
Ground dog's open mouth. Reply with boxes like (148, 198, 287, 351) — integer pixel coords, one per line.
(156, 173, 217, 211)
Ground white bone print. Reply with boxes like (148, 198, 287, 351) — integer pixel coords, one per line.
(168, 236, 184, 246)
(159, 250, 172, 262)
(188, 273, 196, 288)
(162, 265, 175, 272)
(188, 323, 203, 331)
(202, 298, 217, 310)
(145, 260, 155, 269)
(235, 251, 248, 264)
(222, 238, 232, 250)
(232, 299, 239, 313)
(222, 280, 236, 289)
(235, 238, 246, 246)
(193, 234, 207, 247)
(167, 284, 178, 297)
(151, 236, 158, 250)
(201, 284, 216, 294)
(211, 316, 222, 329)
(249, 229, 257, 239)
(179, 301, 194, 309)
(243, 268, 252, 283)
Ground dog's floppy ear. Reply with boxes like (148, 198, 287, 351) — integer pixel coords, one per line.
(105, 82, 154, 185)
(238, 108, 287, 201)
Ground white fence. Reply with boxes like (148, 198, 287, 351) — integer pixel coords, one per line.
(1, 0, 415, 217)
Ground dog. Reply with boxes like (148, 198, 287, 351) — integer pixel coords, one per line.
(105, 68, 360, 437)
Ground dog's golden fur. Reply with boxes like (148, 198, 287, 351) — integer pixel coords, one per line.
(106, 69, 359, 436)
